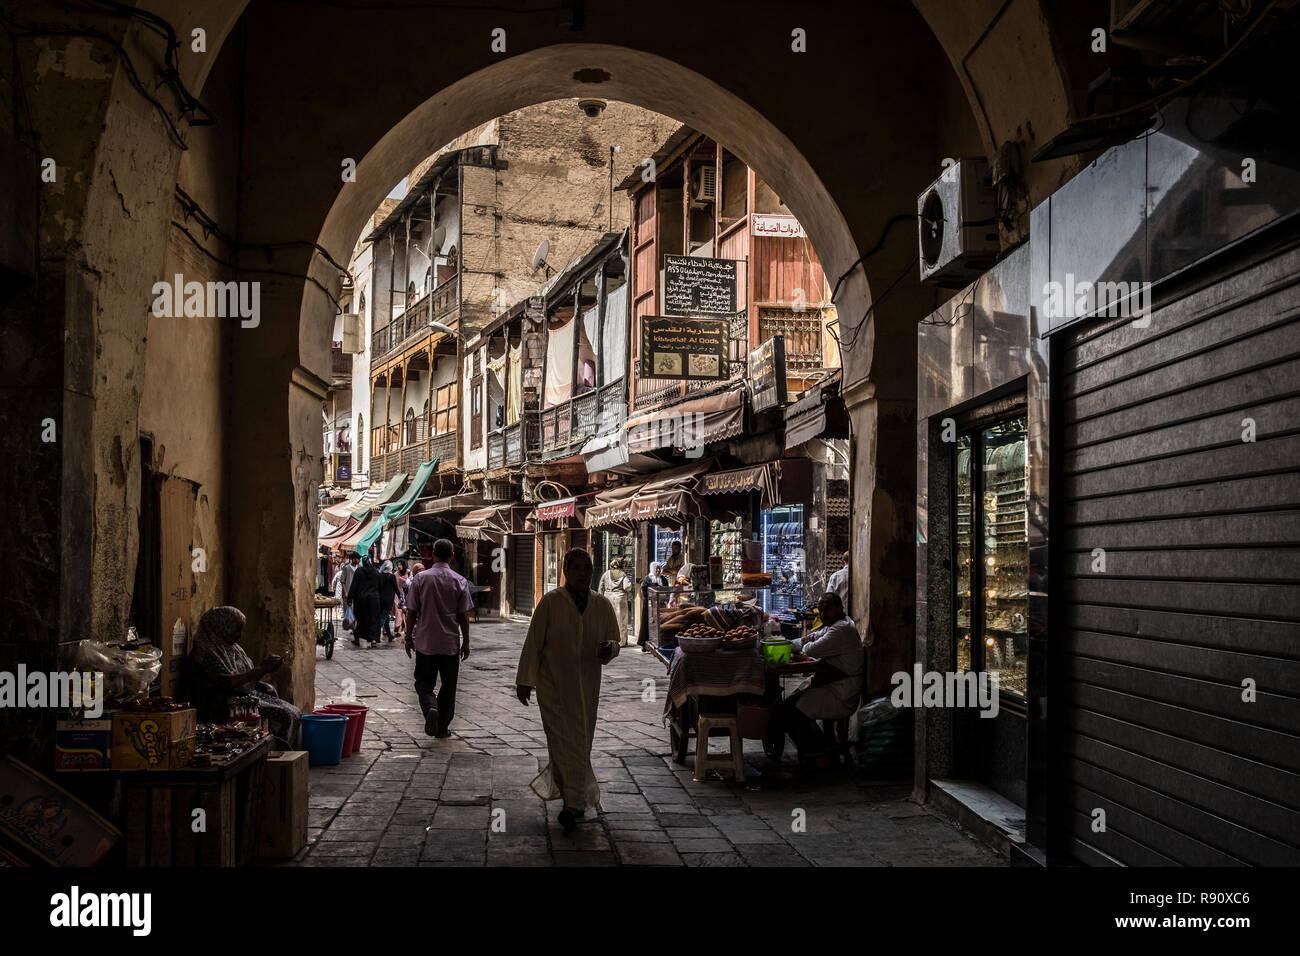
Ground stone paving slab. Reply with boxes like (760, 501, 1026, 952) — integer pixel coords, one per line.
(283, 617, 1003, 868)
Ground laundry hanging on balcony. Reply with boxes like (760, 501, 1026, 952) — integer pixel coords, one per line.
(507, 344, 523, 425)
(543, 317, 576, 407)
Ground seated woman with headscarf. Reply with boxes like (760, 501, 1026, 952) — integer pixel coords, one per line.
(188, 606, 302, 749)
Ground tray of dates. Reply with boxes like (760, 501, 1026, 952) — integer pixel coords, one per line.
(721, 625, 758, 649)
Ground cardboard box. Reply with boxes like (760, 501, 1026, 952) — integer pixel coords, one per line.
(0, 757, 121, 866)
(258, 750, 308, 858)
(111, 708, 196, 771)
(54, 719, 113, 771)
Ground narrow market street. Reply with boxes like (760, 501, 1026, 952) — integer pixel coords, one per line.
(288, 616, 1002, 867)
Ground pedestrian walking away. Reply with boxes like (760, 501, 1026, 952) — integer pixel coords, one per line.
(515, 547, 620, 833)
(378, 559, 400, 642)
(405, 539, 472, 738)
(348, 552, 383, 648)
(597, 557, 634, 646)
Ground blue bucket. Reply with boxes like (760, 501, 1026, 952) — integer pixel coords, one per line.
(302, 713, 348, 766)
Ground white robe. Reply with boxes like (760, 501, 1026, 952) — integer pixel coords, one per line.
(516, 587, 621, 811)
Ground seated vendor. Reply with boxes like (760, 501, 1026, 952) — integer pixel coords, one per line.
(189, 606, 302, 749)
(765, 592, 862, 766)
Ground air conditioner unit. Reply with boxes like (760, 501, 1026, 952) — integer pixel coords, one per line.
(692, 165, 716, 205)
(916, 157, 998, 286)
(341, 313, 362, 353)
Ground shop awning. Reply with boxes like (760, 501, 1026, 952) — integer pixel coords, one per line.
(340, 515, 377, 553)
(587, 460, 714, 529)
(625, 386, 746, 454)
(535, 498, 576, 522)
(414, 491, 485, 516)
(319, 516, 361, 550)
(584, 483, 641, 529)
(455, 504, 521, 541)
(354, 458, 438, 554)
(351, 472, 406, 521)
(581, 430, 664, 476)
(784, 376, 848, 450)
(322, 489, 367, 526)
(696, 462, 780, 509)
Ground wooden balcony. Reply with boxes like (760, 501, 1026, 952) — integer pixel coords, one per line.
(370, 277, 459, 363)
(486, 411, 541, 471)
(330, 346, 353, 379)
(540, 383, 614, 459)
(368, 411, 458, 480)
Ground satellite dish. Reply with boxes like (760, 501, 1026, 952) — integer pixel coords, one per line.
(532, 239, 552, 274)
(431, 225, 447, 255)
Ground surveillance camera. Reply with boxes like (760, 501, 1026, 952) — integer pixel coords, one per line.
(577, 98, 607, 118)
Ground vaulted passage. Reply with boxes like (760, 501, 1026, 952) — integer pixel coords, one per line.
(9, 0, 1295, 872)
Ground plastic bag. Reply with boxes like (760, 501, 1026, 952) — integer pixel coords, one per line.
(73, 639, 163, 705)
(342, 605, 356, 631)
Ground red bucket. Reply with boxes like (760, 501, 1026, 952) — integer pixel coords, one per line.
(318, 704, 368, 755)
(736, 702, 772, 740)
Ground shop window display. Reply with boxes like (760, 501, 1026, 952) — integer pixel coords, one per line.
(760, 504, 804, 617)
(954, 413, 1029, 696)
(710, 517, 743, 588)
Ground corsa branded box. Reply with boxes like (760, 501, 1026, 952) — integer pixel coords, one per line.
(111, 709, 196, 771)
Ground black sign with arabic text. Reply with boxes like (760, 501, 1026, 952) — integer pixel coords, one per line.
(662, 255, 737, 316)
(748, 336, 787, 412)
(639, 316, 729, 380)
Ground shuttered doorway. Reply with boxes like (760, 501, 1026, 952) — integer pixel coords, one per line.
(1057, 242, 1300, 866)
(510, 534, 534, 614)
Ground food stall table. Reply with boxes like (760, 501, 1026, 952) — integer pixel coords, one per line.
(659, 647, 767, 764)
(119, 734, 272, 866)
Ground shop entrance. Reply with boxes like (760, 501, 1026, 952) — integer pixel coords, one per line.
(952, 402, 1030, 808)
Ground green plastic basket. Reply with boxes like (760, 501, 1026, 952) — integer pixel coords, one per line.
(761, 639, 792, 667)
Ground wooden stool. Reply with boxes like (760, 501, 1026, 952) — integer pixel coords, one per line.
(694, 715, 744, 782)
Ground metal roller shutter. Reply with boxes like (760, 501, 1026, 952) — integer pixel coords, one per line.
(511, 534, 534, 614)
(1057, 243, 1300, 866)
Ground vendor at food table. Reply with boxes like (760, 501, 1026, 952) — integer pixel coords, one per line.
(188, 606, 302, 749)
(764, 592, 862, 765)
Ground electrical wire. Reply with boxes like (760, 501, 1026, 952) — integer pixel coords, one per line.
(828, 212, 917, 306)
(0, 13, 192, 149)
(170, 220, 345, 314)
(838, 256, 917, 351)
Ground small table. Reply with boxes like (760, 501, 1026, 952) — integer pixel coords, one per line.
(119, 735, 272, 866)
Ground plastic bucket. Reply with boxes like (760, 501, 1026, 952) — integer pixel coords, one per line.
(302, 714, 348, 766)
(761, 639, 792, 667)
(736, 702, 772, 740)
(319, 704, 368, 756)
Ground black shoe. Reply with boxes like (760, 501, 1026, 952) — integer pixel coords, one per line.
(424, 707, 439, 737)
(434, 729, 451, 739)
(557, 809, 577, 833)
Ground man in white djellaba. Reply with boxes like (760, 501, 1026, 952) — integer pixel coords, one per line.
(515, 548, 621, 832)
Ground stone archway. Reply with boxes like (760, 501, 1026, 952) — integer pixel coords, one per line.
(4, 1, 1094, 757)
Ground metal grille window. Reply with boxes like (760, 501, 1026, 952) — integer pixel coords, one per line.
(758, 308, 823, 371)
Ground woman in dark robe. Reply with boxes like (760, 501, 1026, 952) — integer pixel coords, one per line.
(348, 553, 383, 648)
(188, 606, 302, 748)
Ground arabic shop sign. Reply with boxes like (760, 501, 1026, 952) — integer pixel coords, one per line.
(749, 336, 787, 412)
(639, 316, 729, 380)
(662, 255, 737, 316)
(752, 214, 806, 239)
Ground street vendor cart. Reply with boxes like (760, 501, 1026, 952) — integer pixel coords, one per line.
(647, 585, 817, 765)
(313, 594, 340, 659)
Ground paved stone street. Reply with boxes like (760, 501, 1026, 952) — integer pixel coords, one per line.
(287, 616, 1002, 867)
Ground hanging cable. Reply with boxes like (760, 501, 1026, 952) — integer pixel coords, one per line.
(170, 221, 345, 314)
